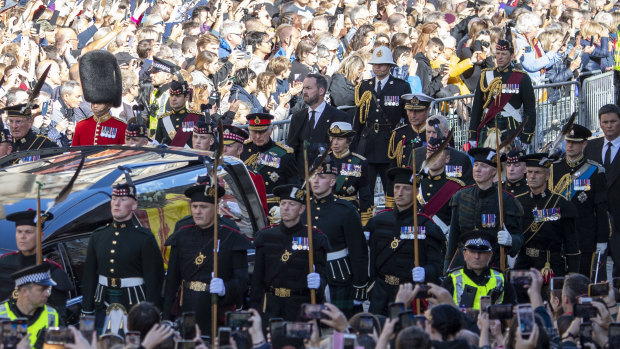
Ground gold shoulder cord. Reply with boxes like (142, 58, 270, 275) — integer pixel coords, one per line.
(355, 84, 372, 125)
(552, 173, 572, 199)
(479, 75, 503, 109)
(244, 153, 259, 169)
(387, 132, 404, 167)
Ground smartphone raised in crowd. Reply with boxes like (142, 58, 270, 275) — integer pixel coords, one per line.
(488, 304, 513, 320)
(588, 283, 609, 297)
(181, 312, 196, 340)
(217, 327, 231, 346)
(517, 304, 534, 339)
(480, 296, 491, 312)
(388, 302, 405, 320)
(125, 331, 141, 347)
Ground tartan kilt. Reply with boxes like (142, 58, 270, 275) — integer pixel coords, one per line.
(328, 284, 354, 311)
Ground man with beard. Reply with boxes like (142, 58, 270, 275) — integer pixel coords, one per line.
(287, 73, 349, 172)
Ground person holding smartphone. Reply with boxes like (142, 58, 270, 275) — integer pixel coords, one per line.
(442, 230, 516, 310)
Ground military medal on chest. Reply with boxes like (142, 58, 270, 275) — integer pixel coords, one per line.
(291, 237, 309, 250)
(390, 237, 400, 249)
(182, 121, 195, 132)
(481, 214, 496, 228)
(259, 152, 281, 168)
(281, 249, 291, 262)
(194, 252, 206, 265)
(573, 179, 591, 191)
(445, 165, 463, 177)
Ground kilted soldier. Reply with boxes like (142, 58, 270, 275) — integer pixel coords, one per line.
(353, 46, 412, 196)
(190, 120, 215, 152)
(366, 168, 444, 315)
(163, 178, 253, 334)
(504, 147, 529, 196)
(548, 124, 609, 280)
(328, 122, 373, 226)
(468, 40, 536, 148)
(307, 157, 368, 317)
(241, 113, 299, 210)
(250, 184, 330, 321)
(446, 148, 524, 272)
(515, 153, 580, 278)
(81, 183, 165, 328)
(72, 50, 127, 146)
(418, 137, 465, 238)
(155, 81, 203, 147)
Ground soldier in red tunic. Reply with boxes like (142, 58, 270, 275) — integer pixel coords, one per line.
(72, 50, 127, 146)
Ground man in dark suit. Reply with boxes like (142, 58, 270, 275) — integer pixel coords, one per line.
(584, 104, 620, 276)
(414, 115, 474, 186)
(287, 73, 350, 171)
(353, 46, 412, 194)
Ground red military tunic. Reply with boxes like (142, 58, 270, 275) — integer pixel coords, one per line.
(72, 113, 127, 146)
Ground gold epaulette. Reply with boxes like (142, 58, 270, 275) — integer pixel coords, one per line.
(112, 116, 127, 124)
(351, 152, 366, 161)
(515, 191, 529, 198)
(244, 138, 253, 145)
(188, 109, 202, 114)
(275, 141, 294, 154)
(446, 177, 465, 186)
(35, 135, 53, 142)
(512, 69, 526, 74)
(157, 111, 173, 120)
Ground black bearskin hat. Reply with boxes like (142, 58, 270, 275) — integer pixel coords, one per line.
(79, 50, 122, 107)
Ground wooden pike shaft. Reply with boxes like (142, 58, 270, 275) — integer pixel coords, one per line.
(494, 124, 506, 272)
(303, 147, 316, 304)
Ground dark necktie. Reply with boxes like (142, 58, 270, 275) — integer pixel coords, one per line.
(604, 142, 612, 168)
(310, 110, 316, 129)
(376, 80, 382, 95)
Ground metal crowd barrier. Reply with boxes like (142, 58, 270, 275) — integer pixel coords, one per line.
(235, 73, 614, 150)
(581, 71, 615, 132)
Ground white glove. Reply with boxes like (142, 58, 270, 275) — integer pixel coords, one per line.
(596, 242, 608, 254)
(412, 267, 425, 283)
(307, 272, 321, 289)
(468, 140, 477, 148)
(353, 300, 363, 305)
(497, 230, 512, 246)
(210, 277, 226, 296)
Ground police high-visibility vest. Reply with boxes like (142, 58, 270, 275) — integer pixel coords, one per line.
(451, 268, 504, 309)
(0, 301, 59, 347)
(615, 29, 620, 72)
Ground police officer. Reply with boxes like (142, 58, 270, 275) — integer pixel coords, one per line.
(414, 115, 474, 185)
(446, 148, 524, 272)
(0, 264, 60, 349)
(0, 211, 71, 320)
(124, 123, 151, 147)
(442, 231, 515, 310)
(249, 184, 330, 321)
(307, 158, 368, 317)
(328, 122, 373, 225)
(514, 153, 580, 277)
(163, 178, 253, 334)
(548, 124, 609, 280)
(155, 80, 203, 147)
(418, 137, 465, 238)
(366, 167, 444, 315)
(241, 113, 299, 210)
(5, 104, 57, 164)
(81, 183, 165, 322)
(504, 147, 528, 196)
(353, 46, 412, 196)
(469, 40, 536, 148)
(388, 93, 435, 168)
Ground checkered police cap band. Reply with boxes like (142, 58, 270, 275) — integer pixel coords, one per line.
(15, 272, 50, 287)
(465, 238, 492, 249)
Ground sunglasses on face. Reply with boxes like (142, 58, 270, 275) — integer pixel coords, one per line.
(480, 41, 490, 48)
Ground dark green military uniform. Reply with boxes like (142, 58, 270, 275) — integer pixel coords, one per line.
(469, 64, 536, 146)
(446, 147, 524, 272)
(367, 208, 444, 315)
(250, 220, 330, 321)
(514, 153, 581, 277)
(549, 125, 609, 280)
(163, 222, 252, 334)
(306, 193, 368, 316)
(0, 253, 71, 320)
(447, 184, 524, 271)
(250, 185, 330, 321)
(81, 218, 165, 313)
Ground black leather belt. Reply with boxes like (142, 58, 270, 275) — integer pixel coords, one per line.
(367, 123, 392, 132)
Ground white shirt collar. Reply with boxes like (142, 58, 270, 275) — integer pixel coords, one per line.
(309, 101, 326, 115)
(375, 75, 390, 88)
(604, 135, 620, 148)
